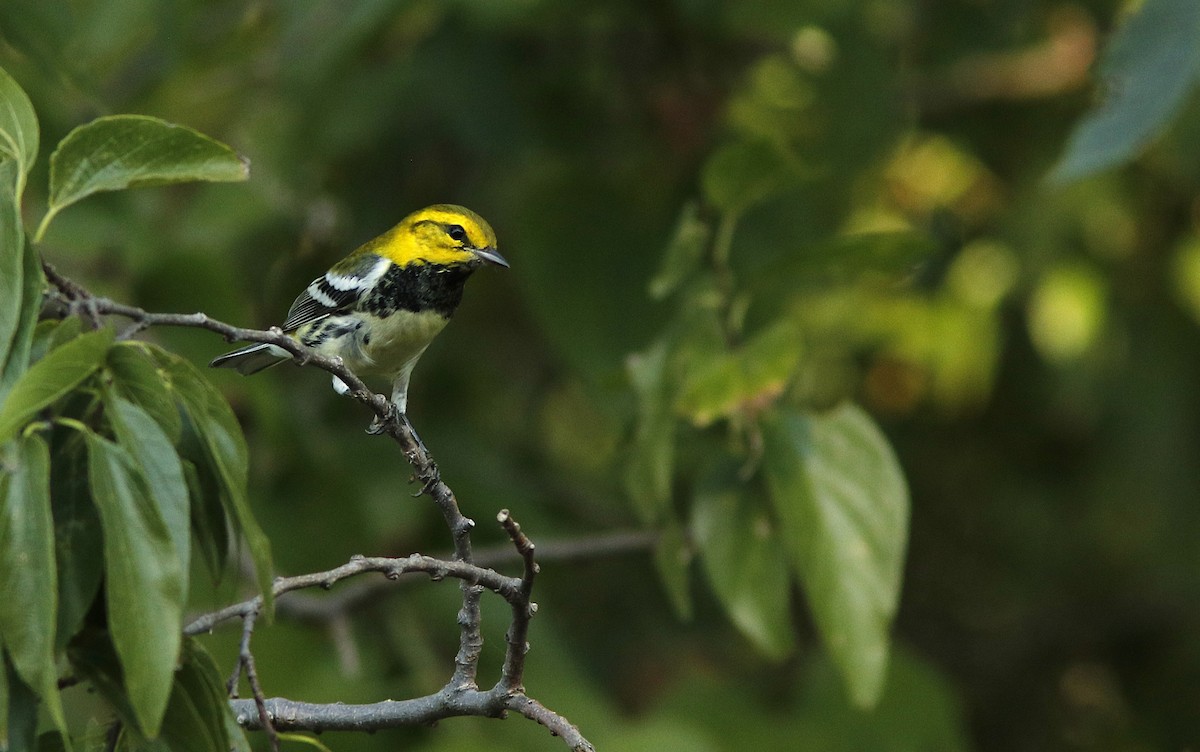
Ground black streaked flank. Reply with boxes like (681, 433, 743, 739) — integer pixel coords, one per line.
(300, 318, 362, 348)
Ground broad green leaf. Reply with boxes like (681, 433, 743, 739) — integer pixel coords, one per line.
(0, 161, 24, 379)
(1049, 0, 1200, 183)
(105, 394, 190, 601)
(0, 237, 46, 400)
(86, 433, 183, 737)
(693, 469, 796, 660)
(152, 351, 272, 612)
(49, 432, 102, 652)
(65, 627, 140, 731)
(4, 653, 38, 752)
(649, 202, 711, 300)
(40, 115, 249, 241)
(702, 139, 794, 214)
(0, 328, 114, 445)
(653, 519, 693, 621)
(763, 404, 909, 708)
(106, 343, 181, 442)
(676, 321, 802, 426)
(119, 640, 234, 752)
(624, 339, 676, 524)
(180, 453, 229, 580)
(0, 435, 67, 739)
(0, 66, 38, 197)
(28, 318, 82, 366)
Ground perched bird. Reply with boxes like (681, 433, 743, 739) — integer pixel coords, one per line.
(211, 204, 507, 431)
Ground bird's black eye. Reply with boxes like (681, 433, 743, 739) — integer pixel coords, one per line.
(446, 224, 468, 243)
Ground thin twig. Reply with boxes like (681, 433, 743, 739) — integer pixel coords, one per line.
(185, 554, 522, 637)
(233, 610, 279, 752)
(497, 510, 538, 691)
(268, 529, 659, 626)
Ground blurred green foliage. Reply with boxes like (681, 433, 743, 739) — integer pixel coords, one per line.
(3, 0, 1200, 749)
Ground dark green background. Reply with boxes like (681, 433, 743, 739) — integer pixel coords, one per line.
(4, 0, 1199, 749)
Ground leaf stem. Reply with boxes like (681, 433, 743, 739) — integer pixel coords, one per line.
(33, 206, 58, 244)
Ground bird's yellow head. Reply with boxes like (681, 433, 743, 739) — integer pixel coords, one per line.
(371, 204, 507, 269)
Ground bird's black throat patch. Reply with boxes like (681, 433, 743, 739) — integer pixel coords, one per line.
(363, 262, 472, 319)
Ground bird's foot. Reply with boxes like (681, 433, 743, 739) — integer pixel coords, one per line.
(365, 402, 400, 435)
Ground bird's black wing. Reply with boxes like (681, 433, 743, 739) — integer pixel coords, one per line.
(281, 253, 389, 331)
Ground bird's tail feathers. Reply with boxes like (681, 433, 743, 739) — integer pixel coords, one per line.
(209, 343, 292, 375)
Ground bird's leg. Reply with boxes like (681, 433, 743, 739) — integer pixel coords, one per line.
(400, 413, 431, 458)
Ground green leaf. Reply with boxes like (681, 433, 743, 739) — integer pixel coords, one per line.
(693, 467, 796, 660)
(702, 139, 795, 214)
(624, 339, 677, 525)
(105, 394, 190, 601)
(86, 432, 184, 737)
(28, 318, 82, 366)
(0, 236, 46, 401)
(105, 343, 181, 442)
(676, 321, 802, 426)
(4, 653, 38, 752)
(180, 453, 229, 580)
(0, 434, 67, 738)
(763, 404, 909, 708)
(0, 65, 39, 197)
(152, 351, 272, 612)
(0, 161, 24, 381)
(1049, 0, 1200, 183)
(40, 115, 249, 241)
(65, 627, 141, 731)
(0, 328, 114, 445)
(49, 432, 102, 652)
(653, 519, 693, 621)
(120, 640, 235, 752)
(649, 202, 711, 300)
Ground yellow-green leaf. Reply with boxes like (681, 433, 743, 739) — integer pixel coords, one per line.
(653, 519, 693, 621)
(676, 321, 802, 426)
(0, 65, 38, 197)
(763, 403, 909, 708)
(649, 202, 711, 300)
(693, 467, 796, 660)
(0, 328, 114, 445)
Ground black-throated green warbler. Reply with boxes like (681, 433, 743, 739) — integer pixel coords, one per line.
(211, 204, 507, 425)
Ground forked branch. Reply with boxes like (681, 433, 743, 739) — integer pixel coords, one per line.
(43, 260, 594, 752)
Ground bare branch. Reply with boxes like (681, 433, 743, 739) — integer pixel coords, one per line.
(497, 510, 538, 691)
(184, 554, 522, 637)
(228, 611, 279, 752)
(229, 689, 595, 752)
(271, 529, 659, 626)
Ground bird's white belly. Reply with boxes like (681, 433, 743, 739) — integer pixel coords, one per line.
(349, 310, 449, 378)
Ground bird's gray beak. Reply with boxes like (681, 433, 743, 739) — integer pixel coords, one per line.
(473, 246, 509, 268)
